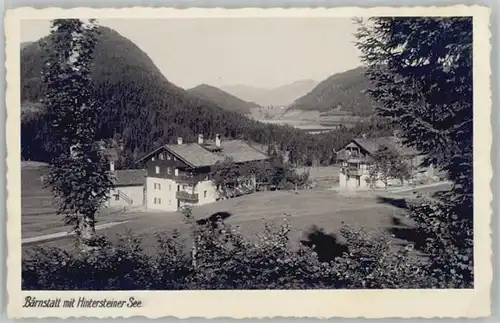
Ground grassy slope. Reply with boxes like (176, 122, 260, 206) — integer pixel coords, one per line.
(24, 189, 416, 258)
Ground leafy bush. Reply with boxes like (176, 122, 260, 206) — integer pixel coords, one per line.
(407, 202, 473, 288)
(23, 207, 445, 290)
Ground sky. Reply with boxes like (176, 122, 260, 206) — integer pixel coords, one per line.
(21, 18, 362, 89)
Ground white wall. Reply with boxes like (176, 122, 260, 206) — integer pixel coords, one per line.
(145, 175, 257, 211)
(196, 180, 218, 205)
(146, 177, 178, 211)
(108, 186, 144, 208)
(146, 177, 219, 211)
(339, 172, 347, 188)
(338, 163, 386, 190)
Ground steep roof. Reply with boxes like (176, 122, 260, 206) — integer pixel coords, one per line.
(166, 143, 225, 168)
(21, 161, 49, 170)
(139, 139, 270, 168)
(113, 169, 146, 187)
(352, 136, 420, 156)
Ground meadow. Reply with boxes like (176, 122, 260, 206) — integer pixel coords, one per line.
(22, 162, 449, 260)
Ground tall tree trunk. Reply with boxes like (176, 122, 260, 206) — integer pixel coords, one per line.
(78, 213, 96, 244)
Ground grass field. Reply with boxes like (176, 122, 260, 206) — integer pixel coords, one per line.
(21, 165, 340, 238)
(22, 163, 449, 260)
(296, 166, 340, 188)
(21, 166, 134, 238)
(24, 189, 420, 259)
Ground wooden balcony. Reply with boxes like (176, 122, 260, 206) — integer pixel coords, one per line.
(176, 191, 199, 202)
(341, 167, 364, 176)
(337, 150, 368, 164)
(175, 175, 202, 184)
(347, 169, 364, 176)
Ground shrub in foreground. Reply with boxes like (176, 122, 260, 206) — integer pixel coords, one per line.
(22, 209, 462, 290)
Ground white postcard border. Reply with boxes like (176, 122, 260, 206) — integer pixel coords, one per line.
(5, 6, 493, 319)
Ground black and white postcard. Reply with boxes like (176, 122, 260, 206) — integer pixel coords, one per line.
(6, 6, 492, 318)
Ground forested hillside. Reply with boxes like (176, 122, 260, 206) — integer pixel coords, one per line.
(21, 26, 391, 167)
(290, 67, 378, 116)
(187, 84, 260, 115)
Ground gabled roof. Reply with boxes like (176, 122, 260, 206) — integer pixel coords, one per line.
(137, 139, 270, 168)
(113, 169, 146, 187)
(352, 136, 420, 156)
(337, 136, 421, 162)
(21, 161, 49, 170)
(166, 143, 225, 167)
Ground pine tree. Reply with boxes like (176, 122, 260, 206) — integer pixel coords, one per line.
(41, 19, 114, 247)
(355, 17, 473, 287)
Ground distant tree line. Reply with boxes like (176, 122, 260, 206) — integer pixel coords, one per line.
(22, 107, 392, 168)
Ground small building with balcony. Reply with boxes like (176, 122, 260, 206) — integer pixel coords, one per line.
(336, 136, 435, 190)
(137, 134, 269, 212)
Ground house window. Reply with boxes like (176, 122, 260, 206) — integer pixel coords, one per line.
(173, 156, 177, 161)
(174, 168, 179, 176)
(169, 184, 172, 191)
(158, 198, 162, 204)
(115, 194, 119, 201)
(155, 166, 160, 174)
(204, 190, 207, 198)
(167, 167, 171, 175)
(151, 157, 155, 161)
(169, 200, 171, 205)
(159, 153, 164, 160)
(154, 183, 161, 190)
(167, 154, 172, 160)
(182, 185, 187, 190)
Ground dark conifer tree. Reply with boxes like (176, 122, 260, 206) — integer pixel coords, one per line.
(355, 17, 473, 287)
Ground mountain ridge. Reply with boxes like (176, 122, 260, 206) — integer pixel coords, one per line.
(288, 67, 378, 117)
(221, 79, 318, 107)
(20, 25, 337, 166)
(187, 83, 260, 115)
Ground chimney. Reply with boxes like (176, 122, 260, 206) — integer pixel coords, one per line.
(198, 134, 204, 145)
(70, 144, 78, 159)
(110, 161, 115, 172)
(215, 134, 221, 147)
(177, 137, 183, 145)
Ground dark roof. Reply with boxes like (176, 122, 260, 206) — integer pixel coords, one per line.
(352, 136, 420, 156)
(212, 140, 269, 163)
(139, 139, 270, 168)
(113, 169, 146, 186)
(21, 161, 49, 170)
(166, 143, 225, 167)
